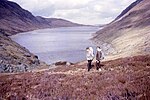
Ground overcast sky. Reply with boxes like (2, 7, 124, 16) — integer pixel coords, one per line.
(9, 0, 135, 25)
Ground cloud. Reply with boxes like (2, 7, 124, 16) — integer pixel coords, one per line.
(9, 0, 56, 16)
(9, 0, 136, 25)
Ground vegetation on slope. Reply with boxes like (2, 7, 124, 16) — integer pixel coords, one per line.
(0, 55, 149, 99)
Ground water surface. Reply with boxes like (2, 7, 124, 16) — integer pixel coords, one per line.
(11, 26, 100, 64)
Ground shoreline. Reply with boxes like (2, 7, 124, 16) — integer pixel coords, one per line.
(10, 26, 99, 65)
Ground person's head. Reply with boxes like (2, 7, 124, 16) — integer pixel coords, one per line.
(86, 47, 90, 52)
(96, 46, 101, 51)
(89, 47, 93, 50)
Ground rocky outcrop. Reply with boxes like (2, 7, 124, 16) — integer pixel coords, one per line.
(92, 0, 150, 59)
(54, 61, 74, 66)
(0, 33, 47, 73)
(0, 0, 83, 36)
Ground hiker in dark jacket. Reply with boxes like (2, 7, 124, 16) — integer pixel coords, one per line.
(86, 47, 94, 71)
(96, 46, 103, 71)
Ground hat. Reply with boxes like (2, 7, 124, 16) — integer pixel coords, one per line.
(97, 47, 102, 51)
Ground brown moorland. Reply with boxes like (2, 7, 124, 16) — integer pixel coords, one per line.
(0, 55, 150, 100)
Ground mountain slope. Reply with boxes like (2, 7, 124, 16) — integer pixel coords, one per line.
(0, 0, 43, 35)
(0, 33, 48, 73)
(92, 0, 150, 59)
(114, 0, 143, 21)
(0, 0, 82, 35)
(0, 0, 50, 73)
(36, 16, 83, 28)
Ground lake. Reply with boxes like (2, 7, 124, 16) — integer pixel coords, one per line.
(11, 26, 100, 64)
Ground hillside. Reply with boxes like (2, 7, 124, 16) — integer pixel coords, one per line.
(114, 0, 143, 21)
(0, 0, 82, 36)
(0, 55, 150, 99)
(36, 16, 83, 28)
(0, 33, 48, 73)
(92, 0, 150, 59)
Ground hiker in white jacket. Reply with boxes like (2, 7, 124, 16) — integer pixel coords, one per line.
(86, 47, 94, 71)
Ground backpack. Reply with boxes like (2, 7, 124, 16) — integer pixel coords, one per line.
(96, 51, 104, 60)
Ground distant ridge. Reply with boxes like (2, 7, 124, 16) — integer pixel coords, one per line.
(114, 0, 143, 21)
(0, 0, 83, 35)
(36, 16, 83, 28)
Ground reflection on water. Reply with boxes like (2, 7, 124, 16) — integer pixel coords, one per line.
(11, 26, 100, 64)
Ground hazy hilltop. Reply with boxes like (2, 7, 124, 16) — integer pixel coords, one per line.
(36, 16, 83, 28)
(92, 0, 150, 59)
(0, 0, 82, 36)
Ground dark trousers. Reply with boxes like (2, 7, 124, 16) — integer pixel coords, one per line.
(96, 60, 101, 70)
(87, 60, 92, 71)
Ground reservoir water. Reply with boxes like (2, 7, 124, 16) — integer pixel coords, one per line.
(11, 26, 100, 64)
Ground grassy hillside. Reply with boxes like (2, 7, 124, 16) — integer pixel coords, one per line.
(0, 55, 149, 99)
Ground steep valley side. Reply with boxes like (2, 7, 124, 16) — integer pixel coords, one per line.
(92, 0, 150, 60)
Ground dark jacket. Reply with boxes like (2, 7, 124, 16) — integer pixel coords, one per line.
(96, 51, 102, 61)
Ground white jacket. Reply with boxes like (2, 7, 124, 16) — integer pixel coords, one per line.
(86, 47, 94, 60)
